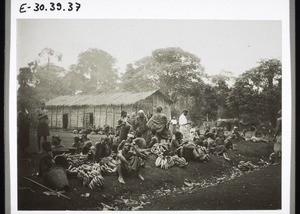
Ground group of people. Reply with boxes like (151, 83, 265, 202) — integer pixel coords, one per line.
(18, 102, 50, 155)
(18, 101, 282, 186)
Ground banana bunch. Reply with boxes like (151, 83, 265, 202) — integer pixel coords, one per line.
(100, 163, 117, 174)
(155, 156, 175, 169)
(172, 155, 188, 167)
(91, 163, 101, 171)
(77, 169, 91, 186)
(88, 175, 106, 190)
(61, 153, 87, 167)
(73, 163, 106, 190)
(155, 155, 163, 167)
(151, 144, 165, 155)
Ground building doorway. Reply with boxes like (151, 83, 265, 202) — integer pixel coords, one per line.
(83, 113, 93, 130)
(63, 114, 68, 129)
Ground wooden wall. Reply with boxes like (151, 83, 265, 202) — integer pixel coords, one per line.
(46, 94, 172, 130)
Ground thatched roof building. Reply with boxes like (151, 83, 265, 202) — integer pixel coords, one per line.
(45, 90, 172, 130)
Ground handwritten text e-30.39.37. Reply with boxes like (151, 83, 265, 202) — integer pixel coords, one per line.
(19, 2, 81, 13)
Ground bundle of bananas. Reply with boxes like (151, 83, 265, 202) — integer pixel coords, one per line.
(73, 163, 106, 190)
(151, 143, 166, 155)
(172, 155, 188, 167)
(100, 162, 117, 174)
(155, 156, 175, 169)
(61, 153, 88, 167)
(100, 157, 117, 174)
(88, 175, 106, 190)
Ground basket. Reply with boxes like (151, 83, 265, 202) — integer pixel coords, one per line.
(44, 166, 70, 190)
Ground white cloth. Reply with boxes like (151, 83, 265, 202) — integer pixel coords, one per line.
(171, 119, 177, 125)
(178, 114, 187, 126)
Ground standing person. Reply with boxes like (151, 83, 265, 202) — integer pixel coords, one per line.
(18, 107, 31, 155)
(135, 110, 149, 141)
(36, 102, 50, 153)
(179, 109, 190, 143)
(146, 106, 169, 142)
(127, 112, 137, 131)
(116, 111, 131, 145)
(170, 116, 178, 139)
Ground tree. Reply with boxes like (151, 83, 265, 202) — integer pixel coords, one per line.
(33, 63, 67, 101)
(122, 47, 204, 98)
(121, 58, 160, 92)
(17, 48, 67, 114)
(227, 59, 281, 127)
(37, 47, 63, 66)
(74, 48, 119, 93)
(210, 71, 234, 118)
(17, 64, 39, 113)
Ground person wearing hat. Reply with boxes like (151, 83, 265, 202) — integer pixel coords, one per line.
(179, 109, 190, 142)
(116, 140, 144, 184)
(35, 102, 50, 153)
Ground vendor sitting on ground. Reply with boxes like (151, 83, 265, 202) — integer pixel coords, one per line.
(232, 126, 244, 140)
(51, 135, 63, 148)
(117, 133, 135, 151)
(147, 129, 159, 148)
(133, 131, 147, 149)
(116, 140, 144, 184)
(169, 131, 185, 156)
(93, 136, 112, 163)
(82, 140, 93, 155)
(204, 127, 216, 139)
(72, 136, 84, 154)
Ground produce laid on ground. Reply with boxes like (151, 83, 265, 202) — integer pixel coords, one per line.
(155, 155, 188, 169)
(61, 154, 119, 190)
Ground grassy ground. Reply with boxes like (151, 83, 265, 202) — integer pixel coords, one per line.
(17, 129, 280, 210)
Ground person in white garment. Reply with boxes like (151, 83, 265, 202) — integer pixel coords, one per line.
(169, 116, 178, 139)
(179, 109, 190, 142)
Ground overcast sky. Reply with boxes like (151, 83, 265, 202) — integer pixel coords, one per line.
(17, 19, 281, 77)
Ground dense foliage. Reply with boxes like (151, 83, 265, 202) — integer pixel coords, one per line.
(17, 47, 281, 128)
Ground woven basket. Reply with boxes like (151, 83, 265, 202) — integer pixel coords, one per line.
(44, 166, 69, 190)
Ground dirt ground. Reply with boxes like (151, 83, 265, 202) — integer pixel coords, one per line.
(17, 130, 281, 211)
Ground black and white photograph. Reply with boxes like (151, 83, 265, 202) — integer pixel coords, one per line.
(7, 0, 292, 213)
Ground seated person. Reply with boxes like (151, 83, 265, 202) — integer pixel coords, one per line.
(133, 131, 147, 149)
(116, 141, 144, 184)
(72, 136, 84, 154)
(38, 140, 54, 176)
(147, 129, 159, 148)
(204, 127, 216, 139)
(82, 141, 93, 155)
(93, 137, 112, 163)
(117, 133, 135, 151)
(232, 126, 243, 140)
(169, 131, 185, 156)
(51, 135, 63, 148)
(189, 127, 200, 142)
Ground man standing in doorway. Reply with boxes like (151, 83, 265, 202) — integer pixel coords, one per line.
(179, 109, 190, 142)
(36, 102, 50, 153)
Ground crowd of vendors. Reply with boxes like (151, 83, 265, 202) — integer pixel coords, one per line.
(17, 102, 282, 191)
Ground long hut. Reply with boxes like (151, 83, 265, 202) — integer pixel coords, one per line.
(45, 90, 172, 130)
